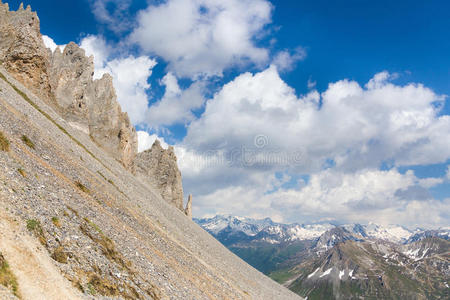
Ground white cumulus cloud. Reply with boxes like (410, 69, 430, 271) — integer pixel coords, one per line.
(146, 73, 206, 127)
(184, 67, 449, 172)
(179, 66, 450, 225)
(130, 0, 273, 78)
(42, 35, 58, 52)
(272, 47, 307, 72)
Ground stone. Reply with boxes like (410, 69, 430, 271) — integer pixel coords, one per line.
(185, 194, 192, 219)
(135, 140, 184, 211)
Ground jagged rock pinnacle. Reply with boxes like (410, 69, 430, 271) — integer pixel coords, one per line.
(0, 2, 137, 169)
(134, 140, 184, 211)
(185, 194, 193, 219)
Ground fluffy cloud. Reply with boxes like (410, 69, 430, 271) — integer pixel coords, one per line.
(272, 47, 307, 72)
(98, 56, 156, 124)
(130, 0, 273, 78)
(191, 168, 449, 227)
(269, 169, 449, 227)
(179, 67, 450, 225)
(146, 73, 206, 127)
(80, 35, 157, 125)
(184, 68, 449, 172)
(42, 35, 58, 52)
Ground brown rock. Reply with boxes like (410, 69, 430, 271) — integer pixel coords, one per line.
(135, 140, 184, 211)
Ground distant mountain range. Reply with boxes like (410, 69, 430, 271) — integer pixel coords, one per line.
(195, 215, 450, 299)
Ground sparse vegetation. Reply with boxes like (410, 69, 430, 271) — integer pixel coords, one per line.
(51, 216, 61, 227)
(21, 135, 35, 149)
(0, 71, 111, 172)
(80, 220, 132, 271)
(26, 219, 40, 231)
(83, 217, 102, 234)
(26, 219, 47, 246)
(0, 131, 9, 151)
(0, 253, 19, 297)
(17, 168, 26, 177)
(51, 246, 68, 264)
(66, 206, 79, 217)
(75, 181, 90, 194)
(87, 282, 97, 295)
(97, 171, 116, 186)
(88, 274, 119, 297)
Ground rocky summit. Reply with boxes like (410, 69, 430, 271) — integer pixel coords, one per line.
(0, 2, 301, 300)
(135, 140, 184, 212)
(0, 2, 137, 170)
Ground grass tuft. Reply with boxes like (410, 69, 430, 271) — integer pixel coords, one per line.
(26, 219, 47, 246)
(0, 253, 19, 297)
(51, 216, 61, 227)
(17, 168, 26, 177)
(0, 132, 9, 151)
(21, 135, 35, 149)
(75, 181, 90, 194)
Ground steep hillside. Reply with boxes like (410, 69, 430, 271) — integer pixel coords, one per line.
(0, 2, 301, 299)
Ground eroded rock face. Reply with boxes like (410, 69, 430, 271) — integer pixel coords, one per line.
(0, 2, 137, 169)
(0, 2, 52, 100)
(135, 140, 184, 211)
(50, 44, 137, 169)
(48, 43, 93, 131)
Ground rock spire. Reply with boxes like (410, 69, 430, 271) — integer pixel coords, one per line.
(134, 140, 184, 211)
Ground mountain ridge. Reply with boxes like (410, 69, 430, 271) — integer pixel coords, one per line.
(195, 215, 449, 299)
(195, 214, 447, 245)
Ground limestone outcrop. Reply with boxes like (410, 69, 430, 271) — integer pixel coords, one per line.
(50, 44, 137, 169)
(135, 140, 184, 211)
(185, 194, 193, 219)
(0, 2, 137, 169)
(0, 2, 52, 100)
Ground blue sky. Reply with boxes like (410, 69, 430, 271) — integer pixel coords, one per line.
(8, 0, 450, 227)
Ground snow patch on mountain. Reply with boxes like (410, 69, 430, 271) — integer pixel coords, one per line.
(307, 268, 320, 279)
(364, 223, 412, 243)
(319, 268, 333, 278)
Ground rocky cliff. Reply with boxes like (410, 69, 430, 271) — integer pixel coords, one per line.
(0, 1, 137, 169)
(0, 2, 52, 100)
(135, 140, 184, 211)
